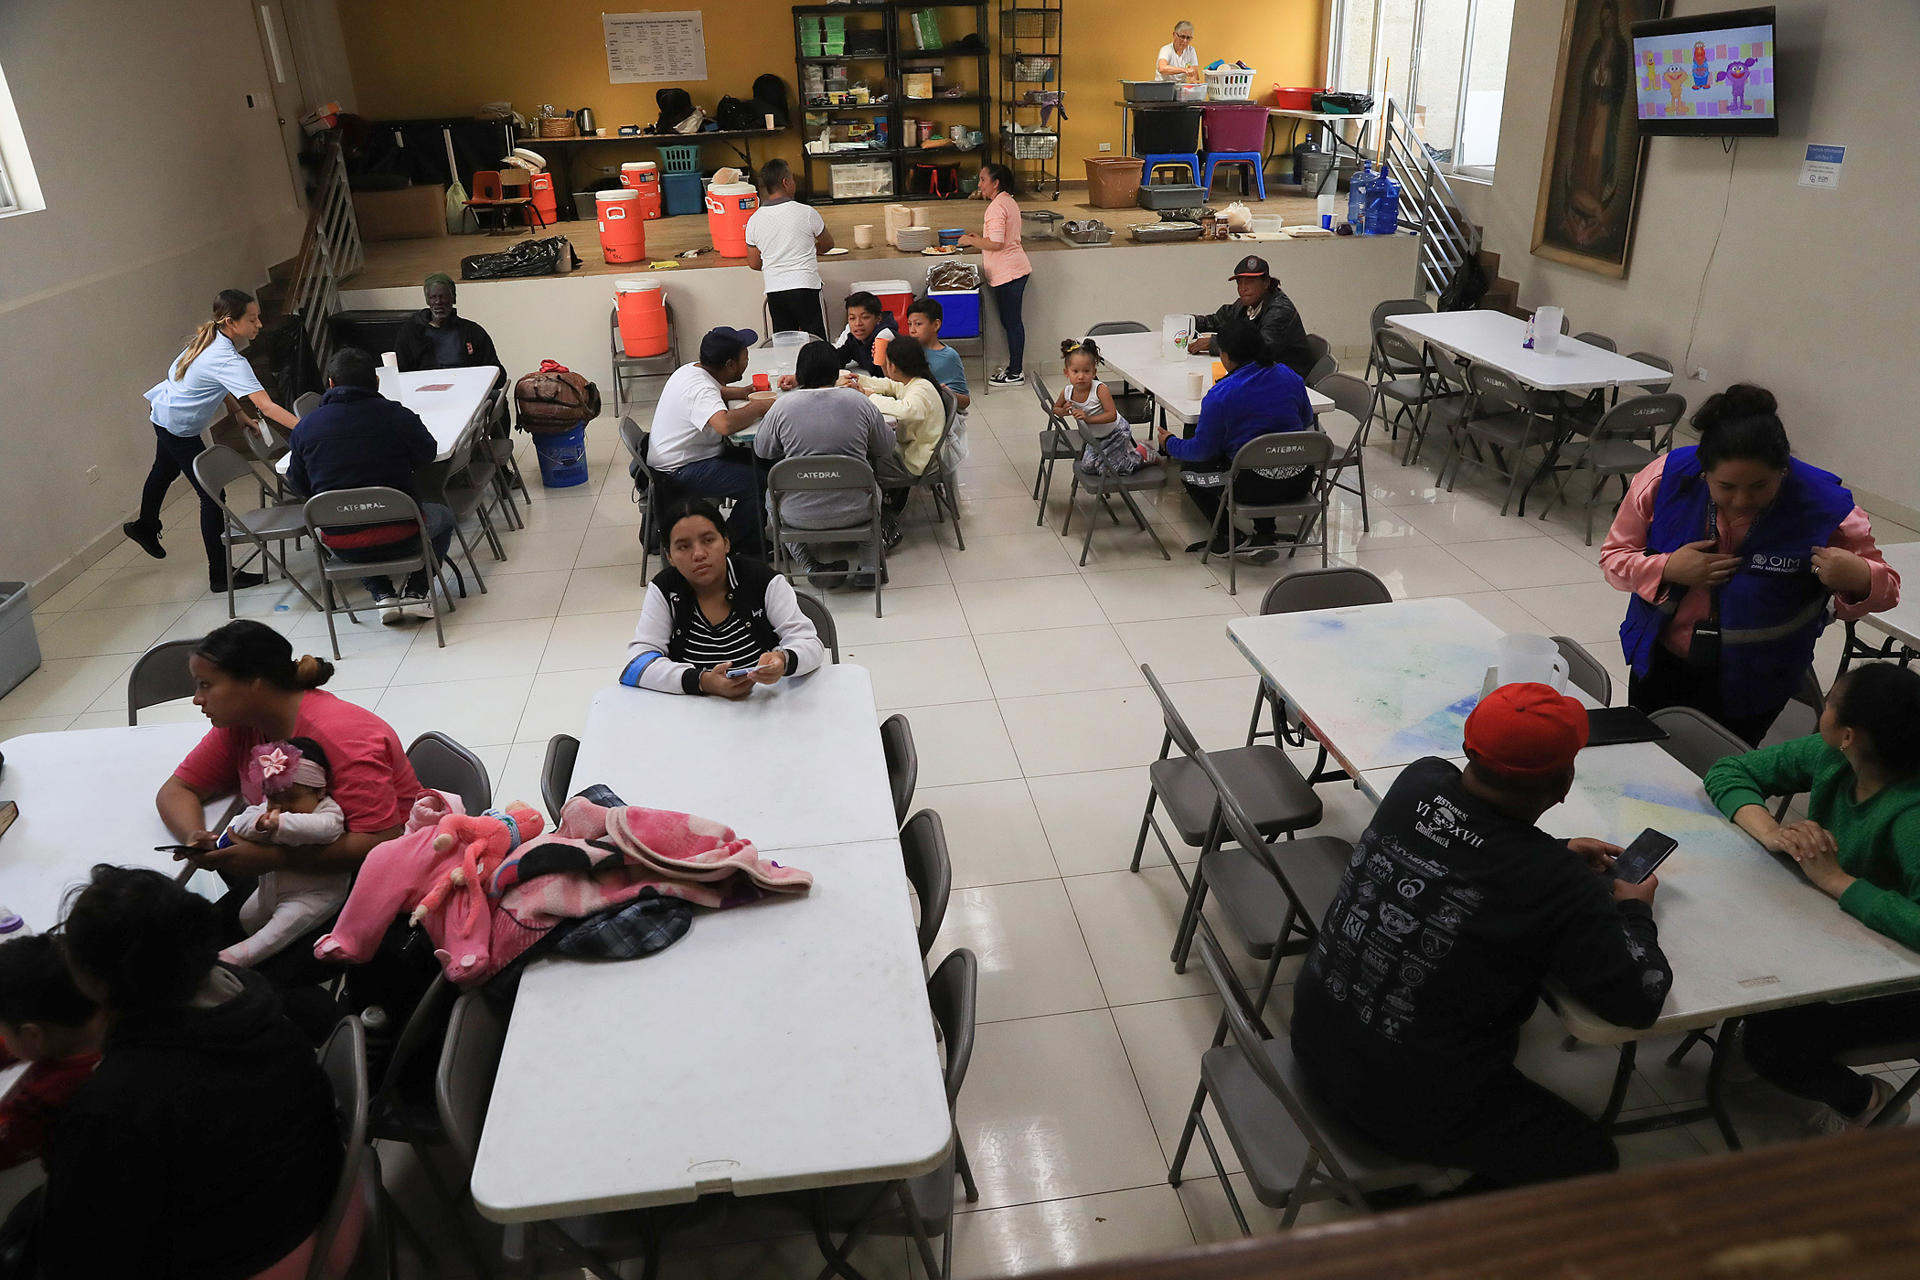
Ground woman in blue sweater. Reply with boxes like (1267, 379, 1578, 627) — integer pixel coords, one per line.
(1156, 315, 1314, 555)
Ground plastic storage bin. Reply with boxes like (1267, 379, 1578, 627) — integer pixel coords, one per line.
(1132, 107, 1202, 155)
(1084, 157, 1145, 208)
(0, 582, 40, 698)
(830, 161, 894, 200)
(662, 171, 704, 217)
(927, 288, 980, 338)
(1202, 104, 1269, 152)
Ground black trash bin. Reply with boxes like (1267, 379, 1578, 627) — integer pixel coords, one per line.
(1132, 106, 1202, 156)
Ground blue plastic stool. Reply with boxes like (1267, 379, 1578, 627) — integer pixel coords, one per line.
(1203, 151, 1266, 200)
(1137, 152, 1200, 184)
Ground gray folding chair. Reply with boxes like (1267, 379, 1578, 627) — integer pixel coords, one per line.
(1027, 372, 1082, 524)
(1314, 373, 1375, 532)
(618, 415, 659, 580)
(1623, 351, 1675, 395)
(485, 386, 533, 512)
(794, 589, 839, 663)
(881, 713, 917, 828)
(1169, 932, 1445, 1232)
(1202, 430, 1337, 594)
(127, 637, 203, 724)
(809, 948, 979, 1280)
(1058, 422, 1170, 567)
(408, 731, 492, 815)
(902, 384, 966, 551)
(1303, 333, 1336, 386)
(302, 486, 453, 657)
(766, 455, 885, 618)
(1362, 299, 1432, 383)
(440, 424, 500, 593)
(610, 301, 681, 420)
(901, 808, 952, 959)
(542, 733, 580, 824)
(1537, 394, 1687, 544)
(1551, 635, 1612, 705)
(1133, 659, 1319, 885)
(309, 1015, 378, 1280)
(1441, 364, 1555, 517)
(1409, 344, 1475, 468)
(1572, 330, 1616, 352)
(1648, 705, 1751, 777)
(1244, 568, 1393, 785)
(294, 390, 323, 418)
(192, 444, 327, 619)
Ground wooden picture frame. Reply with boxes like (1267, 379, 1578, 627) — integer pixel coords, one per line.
(1531, 0, 1669, 278)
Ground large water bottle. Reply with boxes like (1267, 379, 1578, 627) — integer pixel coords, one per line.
(1366, 167, 1403, 236)
(1347, 161, 1374, 235)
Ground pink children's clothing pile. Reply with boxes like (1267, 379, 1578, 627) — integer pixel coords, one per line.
(315, 791, 811, 986)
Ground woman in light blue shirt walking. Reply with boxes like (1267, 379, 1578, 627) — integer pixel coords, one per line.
(127, 289, 301, 591)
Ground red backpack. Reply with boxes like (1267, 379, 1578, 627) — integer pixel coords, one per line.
(514, 360, 601, 434)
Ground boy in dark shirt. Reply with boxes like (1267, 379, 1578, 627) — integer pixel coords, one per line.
(1291, 682, 1673, 1190)
(0, 934, 102, 1170)
(833, 292, 898, 377)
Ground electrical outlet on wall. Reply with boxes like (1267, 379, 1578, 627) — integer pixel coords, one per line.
(1098, 142, 1111, 152)
(1690, 367, 1709, 382)
(244, 92, 261, 110)
(85, 466, 100, 485)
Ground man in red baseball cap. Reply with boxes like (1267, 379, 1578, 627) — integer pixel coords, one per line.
(1290, 682, 1672, 1193)
(1187, 254, 1316, 378)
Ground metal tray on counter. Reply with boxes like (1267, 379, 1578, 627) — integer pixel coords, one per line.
(1137, 184, 1206, 211)
(1059, 219, 1113, 246)
(1128, 221, 1204, 244)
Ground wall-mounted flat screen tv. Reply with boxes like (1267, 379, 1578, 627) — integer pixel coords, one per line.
(1631, 7, 1778, 137)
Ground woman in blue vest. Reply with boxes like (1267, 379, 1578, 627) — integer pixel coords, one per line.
(1600, 385, 1900, 744)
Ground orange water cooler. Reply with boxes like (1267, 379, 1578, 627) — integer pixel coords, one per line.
(704, 182, 758, 258)
(596, 189, 647, 263)
(615, 277, 670, 357)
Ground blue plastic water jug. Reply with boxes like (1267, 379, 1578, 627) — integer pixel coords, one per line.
(1366, 167, 1403, 236)
(1347, 162, 1374, 234)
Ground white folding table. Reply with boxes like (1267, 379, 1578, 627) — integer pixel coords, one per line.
(1228, 598, 1920, 1144)
(472, 662, 951, 1236)
(1841, 541, 1920, 668)
(275, 365, 499, 474)
(1385, 311, 1668, 515)
(0, 724, 225, 930)
(1089, 330, 1334, 429)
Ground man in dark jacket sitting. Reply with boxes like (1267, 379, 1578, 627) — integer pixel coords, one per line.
(1189, 255, 1315, 379)
(1290, 682, 1674, 1191)
(394, 273, 503, 374)
(286, 347, 454, 622)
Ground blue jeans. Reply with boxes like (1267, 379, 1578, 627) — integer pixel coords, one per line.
(668, 458, 765, 556)
(328, 501, 455, 597)
(992, 273, 1029, 375)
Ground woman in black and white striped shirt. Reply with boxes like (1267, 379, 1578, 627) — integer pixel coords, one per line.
(620, 499, 825, 697)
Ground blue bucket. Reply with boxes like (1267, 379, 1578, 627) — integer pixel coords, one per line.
(533, 422, 589, 488)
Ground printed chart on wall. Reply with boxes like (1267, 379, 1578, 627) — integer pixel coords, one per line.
(1632, 24, 1775, 122)
(604, 10, 707, 84)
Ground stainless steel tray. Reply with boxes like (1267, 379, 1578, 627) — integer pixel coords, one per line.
(1128, 221, 1203, 243)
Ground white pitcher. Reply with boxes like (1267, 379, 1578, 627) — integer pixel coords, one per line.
(1163, 314, 1192, 362)
(1494, 633, 1569, 693)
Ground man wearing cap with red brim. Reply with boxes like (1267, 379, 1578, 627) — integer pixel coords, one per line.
(1188, 255, 1316, 380)
(647, 326, 778, 555)
(1290, 683, 1674, 1191)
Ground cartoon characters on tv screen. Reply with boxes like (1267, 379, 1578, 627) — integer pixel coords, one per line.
(1639, 41, 1768, 118)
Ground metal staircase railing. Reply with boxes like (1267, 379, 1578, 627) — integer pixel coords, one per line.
(284, 137, 363, 374)
(1373, 96, 1477, 299)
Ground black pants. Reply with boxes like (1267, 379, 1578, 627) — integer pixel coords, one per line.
(1181, 468, 1313, 538)
(766, 287, 828, 339)
(136, 420, 228, 585)
(1350, 1070, 1618, 1191)
(1627, 641, 1786, 747)
(992, 273, 1029, 375)
(1742, 992, 1920, 1116)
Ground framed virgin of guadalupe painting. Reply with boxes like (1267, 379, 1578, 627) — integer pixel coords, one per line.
(1532, 0, 1670, 278)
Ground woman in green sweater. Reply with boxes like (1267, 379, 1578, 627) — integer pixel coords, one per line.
(1703, 661, 1920, 1133)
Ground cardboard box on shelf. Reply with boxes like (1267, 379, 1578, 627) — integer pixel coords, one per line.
(351, 185, 448, 241)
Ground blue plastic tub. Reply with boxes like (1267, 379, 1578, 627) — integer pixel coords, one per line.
(533, 423, 590, 488)
(928, 288, 981, 338)
(662, 171, 704, 217)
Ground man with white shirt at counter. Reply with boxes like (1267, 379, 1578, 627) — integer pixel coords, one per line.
(649, 327, 776, 556)
(745, 159, 834, 339)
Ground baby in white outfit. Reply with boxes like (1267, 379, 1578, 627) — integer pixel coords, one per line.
(219, 738, 353, 968)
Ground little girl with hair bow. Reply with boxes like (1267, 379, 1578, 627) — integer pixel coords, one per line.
(217, 737, 353, 968)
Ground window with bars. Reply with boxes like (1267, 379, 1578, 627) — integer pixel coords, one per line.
(1327, 0, 1515, 178)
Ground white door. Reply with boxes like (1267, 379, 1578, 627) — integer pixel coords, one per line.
(252, 0, 311, 207)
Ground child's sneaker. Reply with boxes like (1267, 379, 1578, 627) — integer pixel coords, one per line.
(989, 369, 1025, 387)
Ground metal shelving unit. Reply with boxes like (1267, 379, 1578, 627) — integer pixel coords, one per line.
(794, 1, 991, 205)
(996, 2, 1063, 198)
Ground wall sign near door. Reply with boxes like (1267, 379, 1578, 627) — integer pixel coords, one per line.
(1798, 143, 1845, 190)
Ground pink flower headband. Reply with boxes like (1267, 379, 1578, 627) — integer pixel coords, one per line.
(246, 741, 327, 795)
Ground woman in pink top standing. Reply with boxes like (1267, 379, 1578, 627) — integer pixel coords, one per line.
(1600, 385, 1900, 744)
(958, 163, 1033, 387)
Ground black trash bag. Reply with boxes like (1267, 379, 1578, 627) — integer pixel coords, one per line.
(753, 74, 790, 127)
(460, 236, 582, 281)
(1439, 253, 1491, 312)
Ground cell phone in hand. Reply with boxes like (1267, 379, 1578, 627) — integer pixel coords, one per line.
(1612, 828, 1678, 884)
(724, 662, 763, 680)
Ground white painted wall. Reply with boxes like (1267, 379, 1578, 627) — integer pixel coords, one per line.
(0, 0, 305, 589)
(342, 233, 1422, 407)
(1478, 0, 1920, 520)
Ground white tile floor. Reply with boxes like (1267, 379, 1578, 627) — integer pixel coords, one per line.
(6, 375, 1917, 1279)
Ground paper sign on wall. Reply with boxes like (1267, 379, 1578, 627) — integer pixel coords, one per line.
(1798, 144, 1845, 190)
(604, 11, 707, 84)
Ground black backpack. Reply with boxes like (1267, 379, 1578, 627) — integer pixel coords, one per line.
(753, 75, 790, 127)
(716, 96, 763, 132)
(651, 87, 695, 134)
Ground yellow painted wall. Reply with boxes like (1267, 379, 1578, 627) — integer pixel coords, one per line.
(338, 0, 1324, 187)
